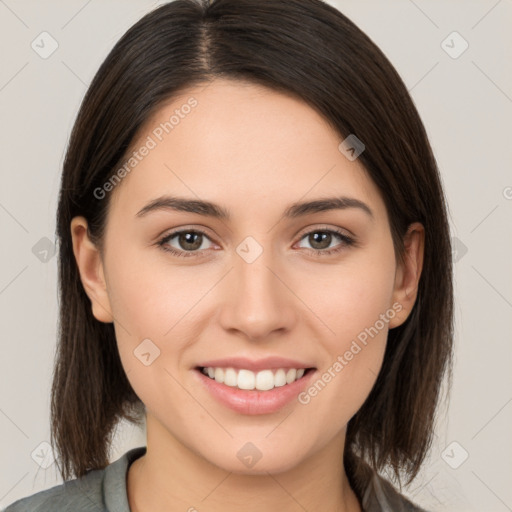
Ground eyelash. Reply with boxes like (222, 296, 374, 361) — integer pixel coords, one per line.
(157, 227, 356, 258)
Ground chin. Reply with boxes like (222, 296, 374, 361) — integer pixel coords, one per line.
(196, 438, 312, 475)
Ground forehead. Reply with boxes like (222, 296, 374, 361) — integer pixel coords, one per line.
(108, 78, 386, 222)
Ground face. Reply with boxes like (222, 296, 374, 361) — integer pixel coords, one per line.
(72, 78, 422, 475)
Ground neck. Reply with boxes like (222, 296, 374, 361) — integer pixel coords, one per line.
(127, 413, 362, 512)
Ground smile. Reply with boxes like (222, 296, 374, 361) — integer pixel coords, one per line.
(194, 364, 317, 415)
(199, 366, 311, 391)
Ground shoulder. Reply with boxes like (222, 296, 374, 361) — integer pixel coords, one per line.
(2, 473, 105, 512)
(361, 470, 429, 512)
(2, 447, 146, 512)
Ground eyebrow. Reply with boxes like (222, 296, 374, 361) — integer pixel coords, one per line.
(135, 195, 374, 220)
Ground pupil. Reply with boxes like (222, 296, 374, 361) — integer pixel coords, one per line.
(181, 232, 201, 250)
(311, 232, 330, 249)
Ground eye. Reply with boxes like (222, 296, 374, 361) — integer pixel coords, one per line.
(158, 229, 214, 258)
(157, 226, 356, 259)
(296, 228, 355, 257)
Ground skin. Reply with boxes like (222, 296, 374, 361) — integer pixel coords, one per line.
(71, 78, 424, 512)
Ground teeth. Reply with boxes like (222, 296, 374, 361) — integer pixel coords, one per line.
(214, 368, 224, 382)
(286, 368, 296, 384)
(224, 368, 238, 387)
(238, 369, 256, 390)
(256, 369, 273, 391)
(201, 366, 308, 391)
(274, 369, 287, 387)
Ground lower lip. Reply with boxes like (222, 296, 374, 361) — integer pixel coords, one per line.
(194, 368, 316, 415)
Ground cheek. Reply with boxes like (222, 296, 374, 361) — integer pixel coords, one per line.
(104, 252, 207, 420)
(102, 245, 194, 381)
(297, 241, 397, 344)
(105, 242, 208, 337)
(293, 244, 396, 424)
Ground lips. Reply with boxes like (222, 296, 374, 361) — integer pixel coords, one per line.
(195, 356, 315, 372)
(193, 356, 317, 415)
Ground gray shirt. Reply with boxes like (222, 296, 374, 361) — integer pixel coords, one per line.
(3, 446, 427, 511)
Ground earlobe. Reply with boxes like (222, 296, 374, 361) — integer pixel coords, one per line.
(70, 216, 114, 323)
(389, 222, 425, 329)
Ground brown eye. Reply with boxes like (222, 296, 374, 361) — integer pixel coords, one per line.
(158, 229, 213, 258)
(176, 232, 204, 251)
(296, 228, 355, 256)
(307, 232, 333, 250)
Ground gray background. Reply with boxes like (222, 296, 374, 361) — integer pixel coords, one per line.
(1, 0, 511, 510)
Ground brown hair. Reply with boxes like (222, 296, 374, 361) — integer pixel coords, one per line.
(52, 0, 454, 495)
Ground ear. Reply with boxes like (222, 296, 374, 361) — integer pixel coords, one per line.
(70, 216, 113, 323)
(388, 222, 425, 329)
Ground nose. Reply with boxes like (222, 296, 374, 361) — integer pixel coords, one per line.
(217, 246, 297, 341)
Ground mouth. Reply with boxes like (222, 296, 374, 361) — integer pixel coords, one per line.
(193, 365, 317, 415)
(195, 366, 316, 391)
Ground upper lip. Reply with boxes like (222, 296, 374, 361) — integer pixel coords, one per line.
(196, 356, 316, 372)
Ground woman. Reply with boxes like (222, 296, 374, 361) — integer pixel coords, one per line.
(4, 0, 453, 510)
